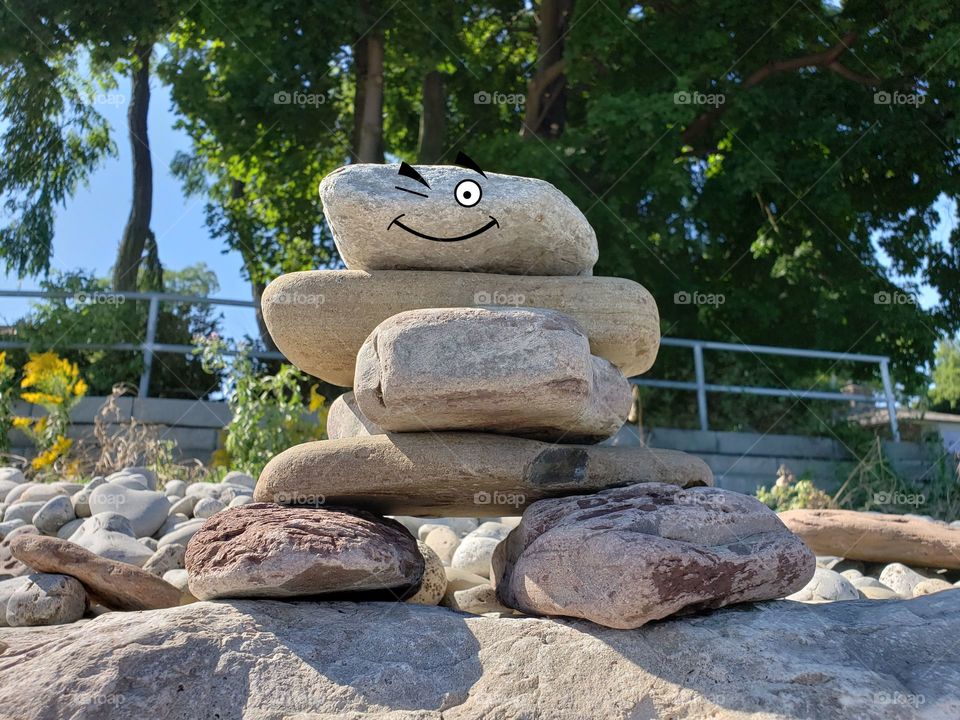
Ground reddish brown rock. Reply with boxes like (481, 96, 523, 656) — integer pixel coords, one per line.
(185, 504, 424, 600)
(779, 509, 960, 569)
(492, 483, 815, 629)
(8, 534, 180, 611)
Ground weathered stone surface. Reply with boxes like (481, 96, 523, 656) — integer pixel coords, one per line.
(157, 518, 205, 548)
(221, 471, 257, 491)
(3, 501, 45, 525)
(0, 577, 29, 627)
(424, 526, 459, 565)
(780, 508, 960, 569)
(913, 578, 953, 596)
(320, 163, 598, 277)
(88, 482, 171, 538)
(185, 504, 424, 600)
(785, 568, 861, 603)
(879, 563, 932, 598)
(5, 573, 86, 627)
(1, 594, 958, 719)
(256, 434, 712, 517)
(67, 513, 154, 567)
(354, 307, 631, 442)
(262, 270, 660, 386)
(0, 525, 37, 577)
(0, 468, 25, 486)
(71, 477, 106, 518)
(405, 542, 446, 606)
(9, 535, 180, 611)
(107, 467, 158, 490)
(451, 523, 510, 578)
(493, 483, 815, 628)
(327, 391, 383, 439)
(193, 497, 226, 519)
(141, 543, 186, 577)
(32, 495, 76, 536)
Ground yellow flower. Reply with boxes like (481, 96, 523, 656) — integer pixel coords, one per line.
(73, 379, 88, 397)
(21, 391, 63, 406)
(308, 385, 325, 413)
(11, 416, 31, 428)
(31, 435, 73, 470)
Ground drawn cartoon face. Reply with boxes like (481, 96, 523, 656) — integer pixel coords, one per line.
(388, 151, 500, 242)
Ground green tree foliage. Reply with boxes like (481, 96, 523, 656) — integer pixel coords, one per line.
(930, 339, 960, 410)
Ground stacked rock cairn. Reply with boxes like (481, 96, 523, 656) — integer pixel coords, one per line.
(183, 157, 817, 627)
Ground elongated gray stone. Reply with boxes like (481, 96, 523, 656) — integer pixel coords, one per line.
(354, 307, 631, 442)
(255, 434, 712, 517)
(320, 163, 598, 276)
(262, 270, 660, 386)
(492, 483, 815, 628)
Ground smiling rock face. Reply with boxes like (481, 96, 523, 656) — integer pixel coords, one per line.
(319, 163, 598, 276)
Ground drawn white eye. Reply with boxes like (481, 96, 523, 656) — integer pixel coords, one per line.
(455, 179, 482, 207)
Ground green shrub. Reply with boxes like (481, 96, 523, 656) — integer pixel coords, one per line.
(195, 334, 327, 476)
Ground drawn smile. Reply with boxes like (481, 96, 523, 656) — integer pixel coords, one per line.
(388, 214, 500, 242)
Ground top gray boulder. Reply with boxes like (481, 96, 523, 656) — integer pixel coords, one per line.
(319, 163, 598, 276)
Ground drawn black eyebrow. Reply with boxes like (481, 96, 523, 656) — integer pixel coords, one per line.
(455, 151, 486, 178)
(395, 186, 428, 198)
(398, 161, 430, 188)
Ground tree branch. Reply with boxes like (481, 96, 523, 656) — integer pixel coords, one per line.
(682, 32, 881, 149)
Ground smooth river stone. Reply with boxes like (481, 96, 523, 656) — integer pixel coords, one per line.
(254, 434, 712, 517)
(780, 509, 960, 569)
(492, 483, 816, 628)
(185, 504, 424, 600)
(327, 392, 383, 440)
(354, 307, 631, 442)
(261, 270, 660, 386)
(9, 535, 180, 611)
(319, 163, 598, 276)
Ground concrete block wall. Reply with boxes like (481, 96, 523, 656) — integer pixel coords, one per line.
(8, 396, 229, 465)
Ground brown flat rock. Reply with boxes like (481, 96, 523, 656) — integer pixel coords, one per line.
(493, 483, 815, 628)
(185, 504, 424, 600)
(779, 509, 960, 569)
(254, 433, 712, 516)
(8, 534, 180, 611)
(262, 270, 660, 386)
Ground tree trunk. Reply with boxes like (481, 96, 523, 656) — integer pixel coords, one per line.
(522, 0, 573, 139)
(351, 35, 369, 164)
(113, 43, 154, 291)
(229, 179, 278, 352)
(355, 26, 385, 163)
(417, 70, 445, 164)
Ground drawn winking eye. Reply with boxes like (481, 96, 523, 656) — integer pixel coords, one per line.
(455, 179, 482, 207)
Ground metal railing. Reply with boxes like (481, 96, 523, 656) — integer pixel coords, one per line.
(0, 290, 899, 439)
(0, 290, 284, 398)
(632, 338, 900, 441)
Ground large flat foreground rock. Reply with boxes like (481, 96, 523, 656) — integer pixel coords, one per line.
(262, 270, 660, 386)
(1, 595, 957, 719)
(255, 434, 712, 516)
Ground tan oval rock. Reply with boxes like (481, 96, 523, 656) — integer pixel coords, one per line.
(354, 307, 631, 442)
(185, 504, 424, 600)
(405, 541, 446, 606)
(492, 483, 815, 629)
(320, 163, 598, 276)
(327, 392, 383, 439)
(262, 270, 660, 386)
(254, 434, 712, 517)
(779, 509, 960, 569)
